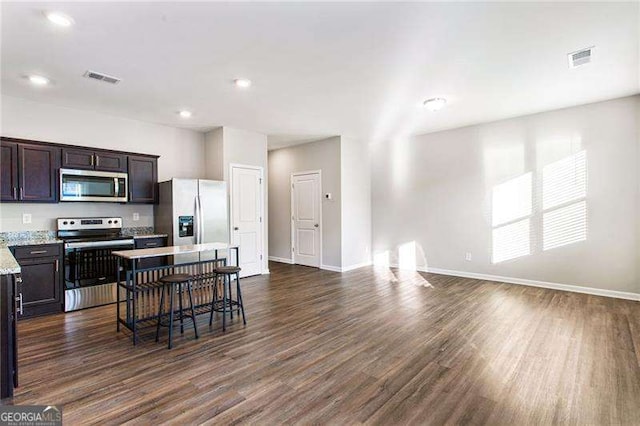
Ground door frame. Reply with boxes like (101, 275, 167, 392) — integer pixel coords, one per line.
(290, 170, 322, 268)
(229, 163, 266, 274)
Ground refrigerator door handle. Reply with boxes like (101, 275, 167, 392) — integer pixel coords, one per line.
(198, 195, 205, 244)
(194, 195, 201, 244)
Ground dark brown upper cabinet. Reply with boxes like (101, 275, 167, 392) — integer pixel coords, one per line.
(128, 155, 158, 204)
(62, 148, 127, 172)
(2, 137, 159, 204)
(17, 143, 59, 203)
(1, 141, 19, 201)
(95, 152, 127, 172)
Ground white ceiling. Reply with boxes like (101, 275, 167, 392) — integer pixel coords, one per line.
(1, 2, 638, 149)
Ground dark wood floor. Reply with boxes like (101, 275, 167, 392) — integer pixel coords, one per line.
(5, 262, 640, 424)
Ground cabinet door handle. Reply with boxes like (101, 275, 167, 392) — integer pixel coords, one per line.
(19, 187, 23, 200)
(90, 155, 95, 166)
(12, 187, 17, 199)
(55, 259, 59, 271)
(146, 243, 158, 247)
(129, 191, 132, 201)
(30, 250, 47, 255)
(95, 155, 100, 167)
(15, 293, 23, 316)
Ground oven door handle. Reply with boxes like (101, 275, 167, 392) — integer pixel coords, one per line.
(65, 239, 135, 249)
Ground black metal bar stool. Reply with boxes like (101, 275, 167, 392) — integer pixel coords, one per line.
(155, 273, 199, 349)
(209, 266, 246, 331)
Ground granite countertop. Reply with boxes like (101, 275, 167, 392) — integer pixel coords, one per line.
(3, 239, 63, 247)
(0, 229, 166, 247)
(0, 231, 63, 248)
(0, 247, 21, 275)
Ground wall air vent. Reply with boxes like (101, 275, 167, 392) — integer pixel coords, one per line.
(83, 70, 121, 84)
(568, 47, 594, 68)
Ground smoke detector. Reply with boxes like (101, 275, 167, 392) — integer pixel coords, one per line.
(568, 47, 594, 68)
(83, 70, 121, 84)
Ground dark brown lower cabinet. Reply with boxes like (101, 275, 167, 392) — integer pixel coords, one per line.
(0, 273, 18, 398)
(11, 244, 64, 318)
(135, 237, 168, 269)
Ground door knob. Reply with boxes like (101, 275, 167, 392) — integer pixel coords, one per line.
(234, 227, 239, 231)
(314, 224, 319, 228)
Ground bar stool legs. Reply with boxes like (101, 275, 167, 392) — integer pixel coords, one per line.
(187, 280, 199, 339)
(155, 283, 166, 343)
(236, 272, 247, 326)
(155, 274, 199, 349)
(209, 267, 246, 332)
(222, 274, 228, 331)
(167, 283, 175, 349)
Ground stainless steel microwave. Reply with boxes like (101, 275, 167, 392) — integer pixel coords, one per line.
(60, 168, 128, 202)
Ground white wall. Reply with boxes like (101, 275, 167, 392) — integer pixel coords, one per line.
(0, 95, 205, 231)
(341, 137, 372, 269)
(268, 137, 342, 268)
(204, 127, 224, 181)
(204, 126, 269, 271)
(372, 95, 640, 294)
(221, 127, 268, 182)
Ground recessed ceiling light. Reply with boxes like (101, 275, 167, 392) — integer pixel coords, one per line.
(178, 110, 192, 118)
(28, 75, 50, 86)
(234, 78, 252, 88)
(44, 11, 74, 27)
(423, 97, 447, 111)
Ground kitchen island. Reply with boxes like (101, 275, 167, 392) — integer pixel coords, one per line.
(113, 242, 239, 345)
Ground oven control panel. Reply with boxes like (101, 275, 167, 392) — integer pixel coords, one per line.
(57, 217, 123, 231)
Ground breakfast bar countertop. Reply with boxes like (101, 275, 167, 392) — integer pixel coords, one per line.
(112, 242, 238, 259)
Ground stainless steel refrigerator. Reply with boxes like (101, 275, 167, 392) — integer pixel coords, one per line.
(155, 179, 229, 263)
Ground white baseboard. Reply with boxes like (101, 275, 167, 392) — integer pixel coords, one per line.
(321, 264, 342, 272)
(394, 265, 640, 301)
(268, 256, 294, 264)
(342, 261, 372, 272)
(269, 256, 345, 273)
(270, 258, 637, 300)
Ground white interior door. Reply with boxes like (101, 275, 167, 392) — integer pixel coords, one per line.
(231, 166, 263, 277)
(292, 172, 321, 267)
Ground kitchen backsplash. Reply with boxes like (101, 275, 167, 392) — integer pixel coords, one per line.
(0, 203, 154, 232)
(0, 226, 156, 246)
(121, 226, 155, 236)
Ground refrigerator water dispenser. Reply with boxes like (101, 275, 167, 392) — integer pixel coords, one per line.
(179, 216, 194, 237)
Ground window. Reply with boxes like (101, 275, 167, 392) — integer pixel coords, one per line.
(542, 151, 587, 250)
(491, 150, 587, 263)
(491, 172, 532, 263)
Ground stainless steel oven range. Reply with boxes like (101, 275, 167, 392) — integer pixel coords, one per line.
(57, 217, 134, 311)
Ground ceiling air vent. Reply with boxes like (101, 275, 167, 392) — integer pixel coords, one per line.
(83, 70, 121, 84)
(568, 47, 594, 68)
